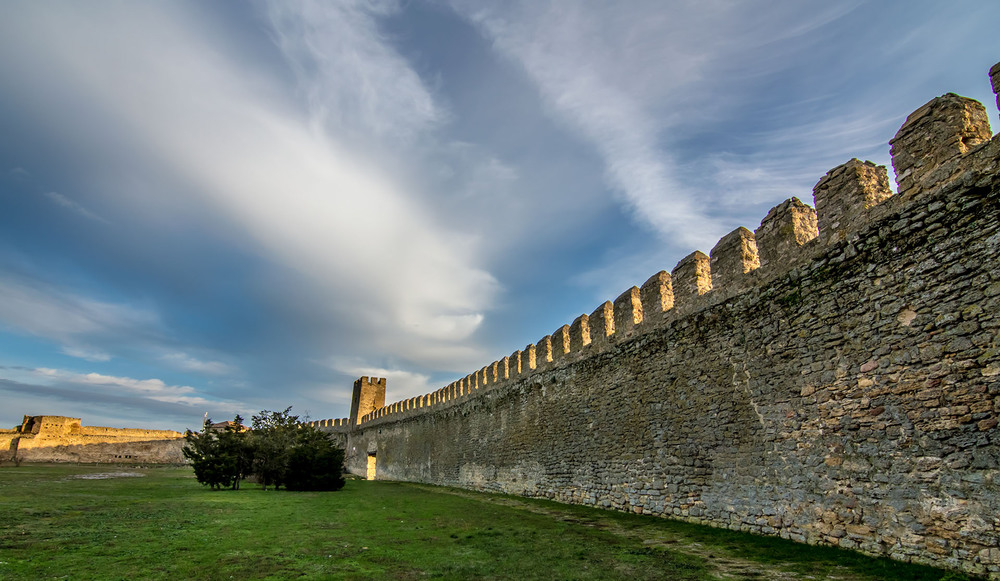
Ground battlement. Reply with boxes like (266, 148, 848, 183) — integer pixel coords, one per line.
(356, 64, 999, 429)
(303, 417, 351, 430)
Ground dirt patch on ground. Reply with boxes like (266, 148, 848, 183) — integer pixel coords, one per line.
(65, 472, 146, 480)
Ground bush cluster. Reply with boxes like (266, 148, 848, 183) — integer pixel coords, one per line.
(183, 407, 345, 492)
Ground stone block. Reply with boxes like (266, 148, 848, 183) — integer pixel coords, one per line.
(551, 325, 571, 361)
(536, 335, 553, 368)
(509, 350, 522, 377)
(522, 343, 537, 371)
(813, 159, 892, 244)
(569, 314, 591, 352)
(640, 271, 673, 323)
(890, 93, 991, 198)
(497, 357, 509, 382)
(671, 251, 711, 310)
(588, 301, 614, 348)
(710, 227, 760, 290)
(755, 197, 818, 272)
(613, 286, 643, 338)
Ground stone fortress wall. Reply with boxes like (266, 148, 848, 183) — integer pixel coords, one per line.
(1, 415, 186, 463)
(324, 65, 1000, 577)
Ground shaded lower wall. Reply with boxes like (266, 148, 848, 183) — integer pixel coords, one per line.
(345, 146, 1000, 577)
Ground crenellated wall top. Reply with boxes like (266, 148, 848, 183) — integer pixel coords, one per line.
(355, 63, 1000, 428)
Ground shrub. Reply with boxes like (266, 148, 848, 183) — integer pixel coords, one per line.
(183, 408, 344, 492)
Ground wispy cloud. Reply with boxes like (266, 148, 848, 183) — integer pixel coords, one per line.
(262, 0, 443, 143)
(0, 275, 158, 348)
(450, 0, 720, 249)
(60, 345, 113, 363)
(448, 0, 865, 251)
(160, 352, 233, 376)
(44, 191, 109, 223)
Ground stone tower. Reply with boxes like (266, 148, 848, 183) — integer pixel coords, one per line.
(349, 376, 386, 427)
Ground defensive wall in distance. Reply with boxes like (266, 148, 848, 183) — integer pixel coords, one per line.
(1, 415, 186, 464)
(317, 64, 1000, 578)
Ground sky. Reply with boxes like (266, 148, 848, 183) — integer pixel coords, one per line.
(1, 1, 998, 432)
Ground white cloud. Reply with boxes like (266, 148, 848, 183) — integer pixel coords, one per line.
(1, 2, 499, 370)
(160, 353, 234, 376)
(21, 366, 237, 410)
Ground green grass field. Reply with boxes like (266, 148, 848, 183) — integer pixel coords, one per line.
(0, 464, 980, 580)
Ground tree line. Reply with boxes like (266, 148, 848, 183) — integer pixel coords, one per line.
(183, 407, 345, 491)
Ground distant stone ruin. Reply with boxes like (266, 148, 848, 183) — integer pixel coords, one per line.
(1, 415, 185, 464)
(305, 63, 1000, 578)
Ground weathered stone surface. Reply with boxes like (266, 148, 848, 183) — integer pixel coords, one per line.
(569, 314, 591, 352)
(613, 286, 642, 339)
(890, 93, 991, 198)
(710, 227, 760, 292)
(671, 251, 711, 311)
(814, 159, 893, 244)
(755, 197, 818, 273)
(509, 350, 522, 377)
(497, 357, 509, 382)
(535, 335, 553, 369)
(588, 301, 614, 349)
(640, 271, 673, 325)
(552, 325, 571, 362)
(522, 343, 537, 371)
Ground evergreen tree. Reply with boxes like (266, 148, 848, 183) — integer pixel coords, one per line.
(249, 407, 299, 491)
(183, 417, 234, 490)
(284, 426, 346, 491)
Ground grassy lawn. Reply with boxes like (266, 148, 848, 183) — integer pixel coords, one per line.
(0, 464, 979, 580)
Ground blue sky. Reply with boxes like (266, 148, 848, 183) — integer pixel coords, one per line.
(1, 1, 998, 432)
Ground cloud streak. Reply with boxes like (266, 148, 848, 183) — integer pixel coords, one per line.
(448, 0, 867, 251)
(44, 191, 109, 223)
(0, 275, 158, 357)
(262, 0, 443, 143)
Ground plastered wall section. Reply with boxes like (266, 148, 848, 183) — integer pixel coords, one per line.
(343, 86, 1000, 578)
